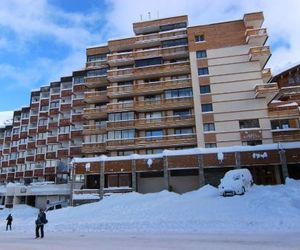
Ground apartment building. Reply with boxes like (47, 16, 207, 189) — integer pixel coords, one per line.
(0, 71, 86, 207)
(268, 64, 300, 143)
(0, 12, 299, 208)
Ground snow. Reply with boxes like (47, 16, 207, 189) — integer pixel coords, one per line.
(1, 179, 300, 234)
(72, 141, 300, 163)
(0, 111, 13, 127)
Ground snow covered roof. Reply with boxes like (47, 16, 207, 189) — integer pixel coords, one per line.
(0, 111, 13, 128)
(72, 141, 300, 163)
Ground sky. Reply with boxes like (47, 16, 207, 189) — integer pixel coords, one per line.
(0, 0, 299, 112)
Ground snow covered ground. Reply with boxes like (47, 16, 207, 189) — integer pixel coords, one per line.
(0, 179, 299, 248)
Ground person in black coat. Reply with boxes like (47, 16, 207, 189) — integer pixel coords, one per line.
(6, 214, 13, 231)
(35, 209, 47, 238)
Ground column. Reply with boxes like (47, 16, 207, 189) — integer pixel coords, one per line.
(197, 154, 205, 187)
(235, 151, 241, 169)
(279, 149, 289, 183)
(131, 159, 137, 192)
(163, 156, 169, 190)
(99, 161, 105, 200)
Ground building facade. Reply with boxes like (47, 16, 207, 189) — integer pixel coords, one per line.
(0, 12, 299, 208)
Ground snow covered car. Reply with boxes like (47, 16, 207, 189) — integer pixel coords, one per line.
(218, 169, 253, 196)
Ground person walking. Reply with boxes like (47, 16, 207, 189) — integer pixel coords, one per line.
(6, 214, 13, 231)
(35, 209, 47, 238)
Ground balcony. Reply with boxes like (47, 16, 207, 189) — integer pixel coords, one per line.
(243, 12, 264, 29)
(85, 60, 107, 69)
(107, 61, 190, 82)
(84, 76, 108, 88)
(107, 115, 195, 130)
(262, 68, 272, 83)
(83, 124, 107, 135)
(254, 82, 278, 98)
(268, 101, 300, 117)
(107, 46, 189, 66)
(81, 142, 106, 154)
(83, 106, 108, 120)
(134, 97, 194, 112)
(107, 102, 134, 112)
(107, 78, 192, 97)
(84, 91, 109, 103)
(106, 134, 197, 150)
(245, 28, 268, 46)
(249, 46, 271, 68)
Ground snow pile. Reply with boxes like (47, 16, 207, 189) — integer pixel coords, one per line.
(1, 179, 300, 233)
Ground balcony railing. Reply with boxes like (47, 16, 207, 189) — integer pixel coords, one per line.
(254, 82, 278, 98)
(83, 107, 108, 120)
(83, 124, 107, 135)
(107, 115, 195, 130)
(107, 78, 192, 97)
(84, 91, 108, 103)
(81, 142, 106, 153)
(245, 28, 267, 46)
(249, 46, 271, 68)
(107, 61, 190, 82)
(106, 133, 197, 150)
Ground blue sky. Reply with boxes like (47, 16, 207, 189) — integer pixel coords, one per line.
(0, 0, 299, 112)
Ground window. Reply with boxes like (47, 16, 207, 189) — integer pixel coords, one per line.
(117, 150, 134, 156)
(117, 98, 133, 103)
(205, 143, 217, 148)
(87, 53, 107, 62)
(50, 101, 60, 108)
(173, 109, 192, 117)
(36, 146, 47, 154)
(108, 130, 135, 140)
(59, 126, 70, 134)
(38, 119, 48, 126)
(145, 112, 161, 119)
(175, 127, 193, 135)
(13, 128, 19, 134)
(271, 119, 295, 130)
(198, 67, 209, 76)
(201, 104, 213, 112)
(31, 96, 40, 103)
(47, 144, 58, 152)
(165, 88, 192, 99)
(74, 76, 85, 84)
(161, 38, 188, 48)
(135, 57, 162, 67)
(41, 92, 50, 98)
(11, 141, 18, 147)
(118, 81, 133, 86)
(195, 34, 205, 42)
(288, 77, 295, 85)
(19, 138, 27, 145)
(144, 95, 160, 101)
(21, 125, 28, 132)
(239, 119, 260, 129)
(146, 148, 163, 154)
(21, 112, 29, 119)
(196, 50, 207, 59)
(87, 68, 107, 77)
(242, 140, 262, 146)
(160, 22, 187, 32)
(200, 85, 211, 94)
(84, 134, 107, 143)
(51, 87, 60, 94)
(61, 82, 72, 89)
(37, 133, 47, 140)
(108, 112, 134, 121)
(203, 123, 215, 132)
(19, 151, 26, 158)
(145, 130, 163, 138)
(40, 105, 48, 112)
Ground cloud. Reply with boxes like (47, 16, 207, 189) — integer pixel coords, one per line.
(104, 0, 300, 74)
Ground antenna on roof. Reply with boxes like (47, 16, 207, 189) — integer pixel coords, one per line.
(148, 12, 151, 20)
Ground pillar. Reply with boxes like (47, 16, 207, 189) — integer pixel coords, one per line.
(163, 156, 169, 190)
(279, 149, 289, 183)
(131, 159, 137, 192)
(99, 161, 105, 200)
(197, 154, 205, 187)
(235, 151, 241, 169)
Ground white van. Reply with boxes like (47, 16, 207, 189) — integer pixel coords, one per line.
(218, 169, 253, 196)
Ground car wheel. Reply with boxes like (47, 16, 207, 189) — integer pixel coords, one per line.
(239, 187, 246, 195)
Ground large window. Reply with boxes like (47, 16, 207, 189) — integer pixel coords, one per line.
(173, 109, 192, 117)
(160, 22, 187, 32)
(59, 126, 70, 134)
(165, 88, 192, 99)
(203, 123, 215, 132)
(145, 112, 162, 119)
(198, 67, 209, 76)
(242, 140, 262, 146)
(196, 50, 207, 59)
(135, 57, 162, 67)
(162, 38, 188, 48)
(74, 76, 85, 84)
(201, 103, 213, 112)
(200, 85, 211, 94)
(175, 127, 193, 135)
(87, 68, 107, 77)
(144, 95, 160, 101)
(108, 130, 135, 140)
(270, 119, 297, 130)
(87, 53, 107, 62)
(118, 81, 133, 86)
(205, 143, 216, 148)
(84, 134, 107, 143)
(145, 130, 163, 138)
(108, 112, 134, 121)
(239, 119, 260, 129)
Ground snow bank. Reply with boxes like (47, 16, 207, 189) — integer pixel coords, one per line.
(1, 180, 300, 233)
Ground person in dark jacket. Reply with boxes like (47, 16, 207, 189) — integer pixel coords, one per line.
(6, 214, 13, 231)
(35, 209, 47, 238)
